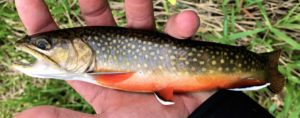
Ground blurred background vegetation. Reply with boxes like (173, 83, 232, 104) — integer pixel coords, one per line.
(0, 0, 300, 118)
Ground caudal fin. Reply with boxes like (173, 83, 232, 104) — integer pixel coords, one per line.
(261, 50, 285, 93)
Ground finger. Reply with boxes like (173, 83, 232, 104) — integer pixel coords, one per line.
(15, 0, 58, 35)
(66, 80, 107, 113)
(125, 0, 155, 30)
(78, 0, 116, 26)
(14, 105, 97, 118)
(164, 10, 200, 39)
(180, 91, 216, 114)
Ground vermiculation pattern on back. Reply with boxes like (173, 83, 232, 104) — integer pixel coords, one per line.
(70, 26, 266, 76)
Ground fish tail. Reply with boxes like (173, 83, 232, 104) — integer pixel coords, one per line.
(261, 50, 285, 93)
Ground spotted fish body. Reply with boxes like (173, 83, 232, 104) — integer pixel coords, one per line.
(14, 26, 284, 99)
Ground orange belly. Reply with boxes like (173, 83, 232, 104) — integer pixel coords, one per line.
(94, 72, 266, 93)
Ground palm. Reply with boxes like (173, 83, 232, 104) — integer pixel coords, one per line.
(81, 86, 212, 118)
(15, 0, 215, 118)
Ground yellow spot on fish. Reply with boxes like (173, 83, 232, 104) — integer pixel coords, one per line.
(193, 58, 197, 62)
(158, 65, 163, 69)
(201, 68, 207, 72)
(159, 56, 164, 60)
(179, 57, 186, 61)
(235, 55, 239, 59)
(131, 45, 136, 49)
(220, 59, 224, 64)
(238, 63, 242, 67)
(188, 52, 193, 56)
(171, 61, 176, 66)
(185, 61, 190, 65)
(211, 60, 217, 65)
(144, 64, 148, 68)
(150, 52, 155, 56)
(94, 36, 98, 40)
(230, 59, 234, 64)
(191, 67, 196, 71)
(170, 56, 176, 60)
(218, 67, 223, 71)
(209, 70, 214, 74)
(225, 67, 230, 71)
(199, 61, 205, 65)
(224, 52, 227, 56)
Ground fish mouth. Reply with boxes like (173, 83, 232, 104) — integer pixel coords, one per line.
(12, 44, 61, 77)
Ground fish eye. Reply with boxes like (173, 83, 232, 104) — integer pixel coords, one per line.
(36, 38, 51, 50)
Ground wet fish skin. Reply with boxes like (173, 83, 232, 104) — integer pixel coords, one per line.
(14, 26, 284, 93)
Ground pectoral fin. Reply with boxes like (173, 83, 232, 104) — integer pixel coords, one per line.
(154, 87, 174, 105)
(90, 72, 134, 84)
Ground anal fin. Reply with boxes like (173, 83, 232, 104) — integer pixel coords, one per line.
(229, 83, 270, 91)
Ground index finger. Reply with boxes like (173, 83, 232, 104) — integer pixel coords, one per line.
(125, 0, 155, 30)
(15, 0, 58, 35)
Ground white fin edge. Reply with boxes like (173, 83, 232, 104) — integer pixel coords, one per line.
(154, 93, 175, 105)
(229, 83, 271, 91)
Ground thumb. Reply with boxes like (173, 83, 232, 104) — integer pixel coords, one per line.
(14, 106, 98, 118)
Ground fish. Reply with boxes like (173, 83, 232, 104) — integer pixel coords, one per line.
(13, 26, 285, 105)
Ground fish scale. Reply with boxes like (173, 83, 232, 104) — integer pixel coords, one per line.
(76, 27, 264, 75)
(14, 26, 284, 102)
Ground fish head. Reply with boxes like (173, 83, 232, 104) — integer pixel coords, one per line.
(13, 33, 95, 79)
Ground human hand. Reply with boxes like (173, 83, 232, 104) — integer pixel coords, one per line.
(14, 0, 216, 118)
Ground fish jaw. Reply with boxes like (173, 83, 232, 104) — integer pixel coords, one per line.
(12, 44, 68, 79)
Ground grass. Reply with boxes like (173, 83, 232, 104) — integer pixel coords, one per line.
(0, 0, 300, 117)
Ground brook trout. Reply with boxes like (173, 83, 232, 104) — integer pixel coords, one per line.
(13, 26, 284, 104)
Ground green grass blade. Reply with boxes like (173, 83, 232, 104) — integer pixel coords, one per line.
(276, 3, 300, 25)
(276, 24, 300, 30)
(269, 28, 300, 50)
(228, 28, 267, 41)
